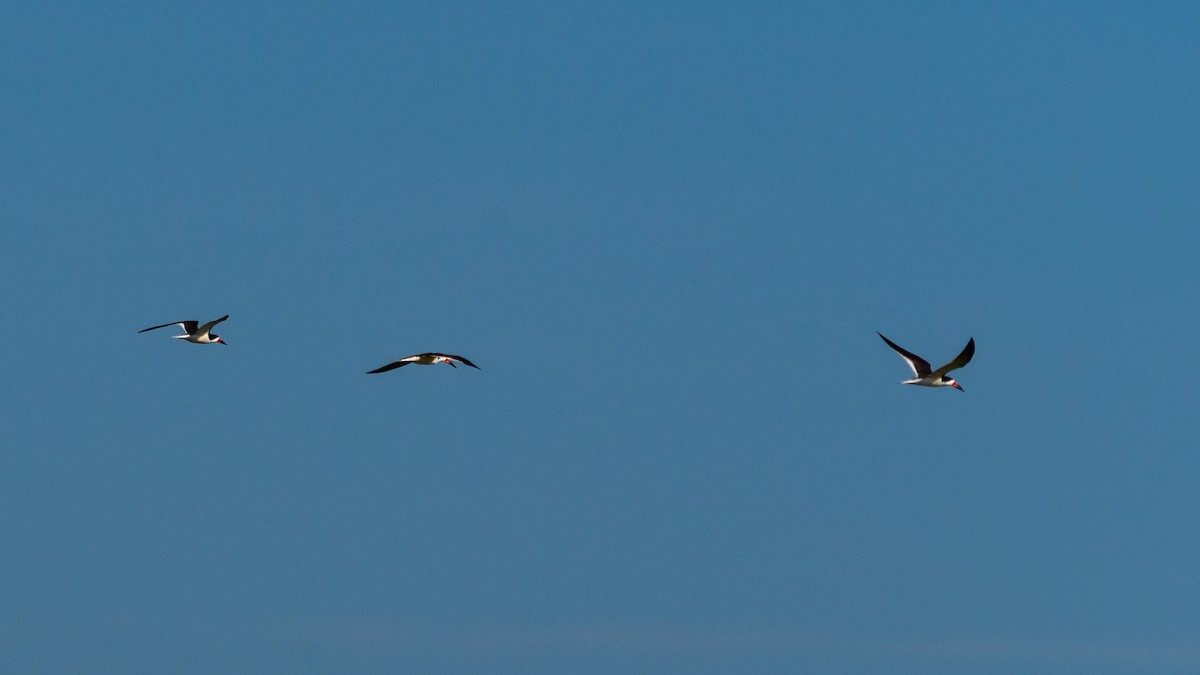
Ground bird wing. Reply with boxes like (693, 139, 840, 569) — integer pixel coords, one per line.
(433, 353, 481, 370)
(197, 315, 229, 336)
(930, 338, 975, 378)
(877, 332, 932, 377)
(138, 320, 195, 334)
(367, 354, 425, 374)
(367, 360, 410, 374)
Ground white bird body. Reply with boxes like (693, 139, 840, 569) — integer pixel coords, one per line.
(878, 332, 974, 391)
(176, 331, 222, 345)
(405, 354, 451, 366)
(902, 375, 953, 387)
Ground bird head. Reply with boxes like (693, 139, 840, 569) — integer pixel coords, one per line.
(949, 379, 962, 391)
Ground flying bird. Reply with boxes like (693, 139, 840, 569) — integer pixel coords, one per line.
(367, 353, 480, 374)
(878, 332, 974, 391)
(138, 315, 229, 345)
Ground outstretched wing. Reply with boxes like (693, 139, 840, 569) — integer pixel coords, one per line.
(138, 320, 197, 334)
(434, 353, 481, 370)
(367, 354, 424, 374)
(197, 315, 229, 336)
(931, 338, 975, 378)
(877, 332, 932, 377)
(366, 360, 410, 374)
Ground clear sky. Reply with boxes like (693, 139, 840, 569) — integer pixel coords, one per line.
(4, 2, 1200, 673)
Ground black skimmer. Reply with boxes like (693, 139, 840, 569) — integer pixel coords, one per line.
(367, 353, 480, 374)
(138, 315, 229, 345)
(878, 332, 974, 391)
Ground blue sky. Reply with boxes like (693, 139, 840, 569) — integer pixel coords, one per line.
(4, 2, 1200, 672)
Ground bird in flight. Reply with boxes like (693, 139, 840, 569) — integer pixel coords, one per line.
(367, 353, 480, 374)
(138, 315, 229, 345)
(878, 332, 974, 391)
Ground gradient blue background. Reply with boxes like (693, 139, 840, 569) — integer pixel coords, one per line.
(4, 3, 1200, 672)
